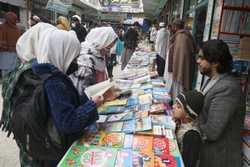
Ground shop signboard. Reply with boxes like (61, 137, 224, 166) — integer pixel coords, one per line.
(46, 0, 71, 15)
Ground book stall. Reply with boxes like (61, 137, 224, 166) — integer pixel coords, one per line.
(57, 49, 184, 167)
(200, 1, 250, 165)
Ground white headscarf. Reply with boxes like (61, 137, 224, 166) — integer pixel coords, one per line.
(78, 27, 117, 71)
(85, 27, 117, 50)
(16, 23, 55, 63)
(16, 23, 80, 73)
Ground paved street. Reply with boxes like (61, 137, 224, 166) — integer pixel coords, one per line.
(0, 86, 20, 167)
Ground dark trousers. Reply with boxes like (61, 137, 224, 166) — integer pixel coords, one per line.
(182, 130, 201, 167)
(106, 54, 116, 78)
(156, 55, 165, 77)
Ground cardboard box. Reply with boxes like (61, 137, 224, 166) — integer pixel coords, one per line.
(236, 37, 250, 60)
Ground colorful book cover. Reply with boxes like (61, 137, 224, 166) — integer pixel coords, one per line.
(153, 137, 170, 158)
(139, 104, 151, 112)
(132, 89, 146, 97)
(153, 87, 168, 93)
(144, 89, 153, 94)
(165, 129, 174, 139)
(100, 106, 126, 114)
(154, 155, 177, 167)
(125, 105, 139, 113)
(77, 132, 101, 146)
(106, 112, 134, 122)
(101, 122, 124, 132)
(150, 104, 166, 114)
(140, 84, 153, 90)
(122, 119, 136, 133)
(169, 139, 181, 157)
(135, 130, 154, 136)
(115, 149, 133, 167)
(104, 99, 128, 107)
(153, 125, 164, 136)
(139, 93, 153, 105)
(132, 135, 154, 167)
(58, 144, 118, 167)
(153, 94, 171, 104)
(154, 156, 167, 167)
(151, 115, 176, 130)
(153, 137, 177, 167)
(127, 96, 139, 106)
(123, 134, 134, 149)
(135, 110, 149, 119)
(135, 117, 152, 132)
(99, 132, 125, 148)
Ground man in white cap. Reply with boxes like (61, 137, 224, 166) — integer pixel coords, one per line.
(155, 22, 170, 77)
(71, 15, 87, 42)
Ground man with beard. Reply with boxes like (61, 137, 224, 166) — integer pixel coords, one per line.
(71, 15, 87, 43)
(197, 40, 243, 167)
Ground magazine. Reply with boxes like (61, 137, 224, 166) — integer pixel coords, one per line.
(58, 144, 118, 167)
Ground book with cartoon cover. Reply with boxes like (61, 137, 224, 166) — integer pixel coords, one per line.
(99, 132, 125, 148)
(132, 135, 154, 167)
(58, 144, 118, 167)
(115, 149, 146, 167)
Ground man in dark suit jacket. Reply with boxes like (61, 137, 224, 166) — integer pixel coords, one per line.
(196, 40, 244, 167)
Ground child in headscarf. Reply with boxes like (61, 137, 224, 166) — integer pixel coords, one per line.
(2, 23, 103, 166)
(172, 90, 203, 167)
(70, 26, 117, 96)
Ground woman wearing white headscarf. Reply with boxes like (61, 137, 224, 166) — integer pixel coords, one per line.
(2, 23, 102, 167)
(70, 26, 117, 96)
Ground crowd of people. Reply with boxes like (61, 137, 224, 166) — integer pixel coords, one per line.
(0, 11, 244, 167)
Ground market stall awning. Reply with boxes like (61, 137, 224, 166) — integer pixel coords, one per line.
(46, 0, 72, 15)
(142, 0, 167, 18)
(0, 0, 26, 8)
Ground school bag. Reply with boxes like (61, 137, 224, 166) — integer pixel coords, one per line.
(9, 64, 66, 160)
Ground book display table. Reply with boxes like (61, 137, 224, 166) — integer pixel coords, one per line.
(58, 51, 184, 167)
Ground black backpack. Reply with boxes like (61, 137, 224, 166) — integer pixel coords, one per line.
(10, 68, 66, 160)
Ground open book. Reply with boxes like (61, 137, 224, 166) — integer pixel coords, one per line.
(84, 80, 116, 100)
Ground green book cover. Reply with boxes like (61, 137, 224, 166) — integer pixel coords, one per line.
(58, 143, 118, 167)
